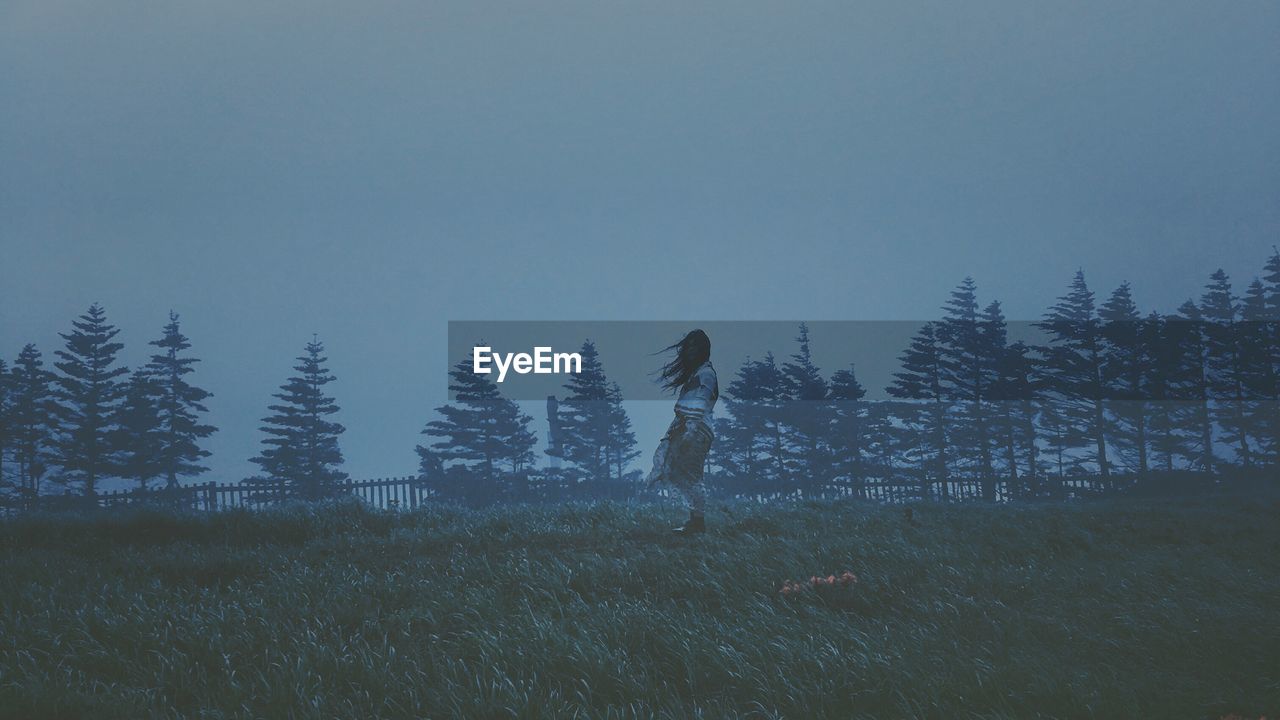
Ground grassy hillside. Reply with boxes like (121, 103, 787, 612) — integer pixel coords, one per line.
(0, 495, 1276, 719)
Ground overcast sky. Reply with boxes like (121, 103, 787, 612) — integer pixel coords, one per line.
(3, 1, 1278, 484)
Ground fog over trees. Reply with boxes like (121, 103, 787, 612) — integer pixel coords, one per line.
(4, 252, 1280, 508)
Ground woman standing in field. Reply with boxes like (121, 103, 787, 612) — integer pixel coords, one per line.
(648, 329, 718, 535)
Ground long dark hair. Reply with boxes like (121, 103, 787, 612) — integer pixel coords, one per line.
(657, 329, 711, 394)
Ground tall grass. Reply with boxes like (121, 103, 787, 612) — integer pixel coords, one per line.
(0, 494, 1276, 719)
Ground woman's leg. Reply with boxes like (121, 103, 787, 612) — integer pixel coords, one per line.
(646, 419, 681, 488)
(678, 475, 706, 517)
(669, 424, 711, 532)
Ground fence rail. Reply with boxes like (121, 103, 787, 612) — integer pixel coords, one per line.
(0, 467, 1236, 516)
(3, 476, 427, 514)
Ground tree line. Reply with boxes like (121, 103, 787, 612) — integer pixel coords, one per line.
(0, 304, 640, 507)
(3, 251, 1278, 507)
(709, 258, 1280, 501)
(415, 339, 640, 506)
(0, 308, 216, 499)
(0, 308, 353, 502)
(412, 251, 1280, 506)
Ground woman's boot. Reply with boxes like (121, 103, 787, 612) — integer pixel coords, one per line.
(672, 512, 705, 535)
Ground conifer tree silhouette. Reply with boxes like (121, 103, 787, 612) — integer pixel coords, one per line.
(251, 337, 347, 500)
(51, 304, 128, 496)
(142, 312, 216, 488)
(418, 348, 536, 504)
(6, 345, 57, 496)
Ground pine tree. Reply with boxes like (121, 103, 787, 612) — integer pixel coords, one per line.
(0, 359, 9, 493)
(1143, 312, 1195, 472)
(887, 322, 950, 499)
(251, 338, 348, 500)
(863, 401, 906, 495)
(973, 296, 1013, 494)
(1262, 248, 1280, 320)
(51, 303, 129, 496)
(1037, 396, 1079, 486)
(603, 382, 639, 493)
(1239, 278, 1278, 464)
(827, 363, 868, 497)
(143, 312, 216, 488)
(1257, 249, 1280, 460)
(1036, 271, 1111, 484)
(1199, 270, 1251, 467)
(993, 341, 1041, 497)
(554, 341, 631, 490)
(113, 371, 165, 490)
(1171, 300, 1215, 471)
(709, 360, 752, 491)
(418, 350, 536, 504)
(780, 323, 830, 496)
(936, 280, 1000, 496)
(7, 345, 57, 496)
(1099, 282, 1149, 474)
(942, 281, 1008, 499)
(716, 354, 789, 497)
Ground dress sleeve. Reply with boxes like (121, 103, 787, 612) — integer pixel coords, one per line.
(674, 367, 717, 421)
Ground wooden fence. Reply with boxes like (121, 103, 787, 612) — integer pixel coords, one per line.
(0, 468, 1226, 516)
(5, 476, 427, 513)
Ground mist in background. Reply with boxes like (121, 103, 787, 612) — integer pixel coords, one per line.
(3, 1, 1278, 483)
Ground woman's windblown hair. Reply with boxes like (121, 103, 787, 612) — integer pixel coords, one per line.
(657, 329, 711, 394)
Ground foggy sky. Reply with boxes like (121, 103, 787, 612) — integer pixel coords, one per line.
(3, 1, 1278, 484)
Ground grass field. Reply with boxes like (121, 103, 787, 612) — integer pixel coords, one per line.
(0, 493, 1277, 719)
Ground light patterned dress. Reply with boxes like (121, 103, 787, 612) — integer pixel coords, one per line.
(647, 361, 718, 514)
